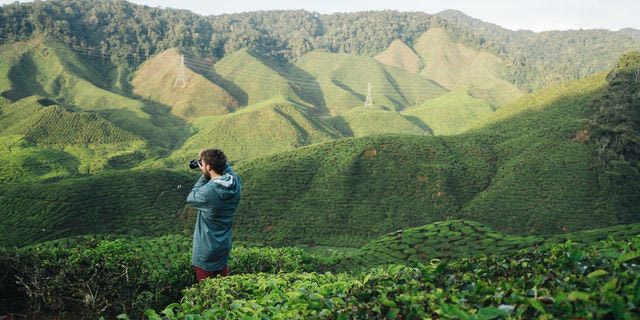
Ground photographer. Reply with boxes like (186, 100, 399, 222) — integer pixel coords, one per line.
(187, 149, 242, 282)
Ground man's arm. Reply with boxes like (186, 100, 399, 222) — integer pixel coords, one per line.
(187, 175, 211, 210)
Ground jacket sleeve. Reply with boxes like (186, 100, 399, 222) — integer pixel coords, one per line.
(187, 175, 211, 210)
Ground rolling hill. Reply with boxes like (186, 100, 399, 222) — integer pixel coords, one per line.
(229, 55, 637, 247)
(0, 169, 193, 247)
(294, 51, 447, 114)
(166, 97, 342, 165)
(329, 106, 430, 137)
(0, 95, 141, 144)
(373, 39, 422, 74)
(402, 89, 495, 135)
(0, 38, 188, 148)
(132, 48, 239, 120)
(208, 49, 308, 107)
(413, 24, 524, 107)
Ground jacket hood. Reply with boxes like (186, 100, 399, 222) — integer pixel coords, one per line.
(210, 166, 241, 199)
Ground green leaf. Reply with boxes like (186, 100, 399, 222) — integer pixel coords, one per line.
(477, 307, 507, 319)
(616, 250, 640, 264)
(144, 309, 161, 320)
(587, 269, 608, 278)
(568, 291, 590, 301)
(527, 298, 546, 313)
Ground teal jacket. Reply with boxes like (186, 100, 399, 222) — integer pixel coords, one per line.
(187, 164, 241, 271)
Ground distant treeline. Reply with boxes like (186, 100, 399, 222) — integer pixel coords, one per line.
(1, 0, 638, 89)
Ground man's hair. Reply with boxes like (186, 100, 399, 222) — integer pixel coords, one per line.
(200, 149, 227, 174)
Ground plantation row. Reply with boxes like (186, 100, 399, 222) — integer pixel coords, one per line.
(3, 224, 639, 319)
(0, 170, 193, 246)
(148, 236, 640, 319)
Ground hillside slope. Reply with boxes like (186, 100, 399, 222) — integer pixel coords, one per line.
(373, 39, 422, 74)
(0, 170, 193, 247)
(330, 106, 430, 137)
(209, 49, 308, 107)
(132, 48, 238, 120)
(0, 96, 141, 144)
(403, 89, 495, 135)
(0, 39, 187, 148)
(295, 51, 447, 114)
(230, 59, 632, 247)
(413, 26, 523, 107)
(167, 98, 341, 165)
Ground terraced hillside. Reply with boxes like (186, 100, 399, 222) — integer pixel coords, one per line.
(413, 25, 523, 107)
(208, 49, 309, 107)
(343, 220, 640, 267)
(402, 88, 495, 135)
(0, 95, 141, 144)
(166, 97, 341, 165)
(230, 55, 638, 247)
(373, 39, 422, 74)
(0, 38, 188, 148)
(132, 48, 239, 120)
(0, 170, 193, 247)
(329, 106, 431, 137)
(294, 51, 447, 114)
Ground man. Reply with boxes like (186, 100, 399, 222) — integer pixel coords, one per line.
(187, 149, 241, 283)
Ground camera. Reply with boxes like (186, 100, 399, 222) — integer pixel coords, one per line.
(189, 159, 202, 169)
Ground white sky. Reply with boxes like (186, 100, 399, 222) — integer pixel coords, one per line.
(1, 0, 638, 32)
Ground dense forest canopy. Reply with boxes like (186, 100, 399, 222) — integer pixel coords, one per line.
(1, 0, 639, 90)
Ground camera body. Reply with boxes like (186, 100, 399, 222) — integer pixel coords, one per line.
(189, 159, 202, 169)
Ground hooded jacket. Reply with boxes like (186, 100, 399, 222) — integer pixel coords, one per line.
(187, 164, 241, 271)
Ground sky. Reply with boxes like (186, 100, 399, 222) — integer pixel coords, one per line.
(1, 0, 638, 32)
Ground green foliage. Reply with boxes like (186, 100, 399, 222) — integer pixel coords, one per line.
(343, 220, 640, 268)
(149, 237, 640, 319)
(0, 237, 339, 318)
(588, 51, 640, 225)
(0, 39, 189, 148)
(0, 239, 192, 318)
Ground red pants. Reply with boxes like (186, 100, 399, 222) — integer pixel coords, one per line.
(195, 265, 229, 282)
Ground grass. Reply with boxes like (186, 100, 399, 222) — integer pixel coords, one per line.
(132, 48, 239, 120)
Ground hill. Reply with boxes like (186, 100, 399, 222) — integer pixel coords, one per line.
(343, 220, 640, 267)
(230, 56, 636, 247)
(413, 25, 523, 106)
(0, 169, 193, 247)
(132, 48, 238, 120)
(402, 89, 495, 135)
(0, 95, 141, 144)
(0, 38, 188, 148)
(166, 97, 341, 165)
(373, 39, 422, 74)
(294, 51, 447, 114)
(329, 106, 430, 137)
(208, 49, 308, 107)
